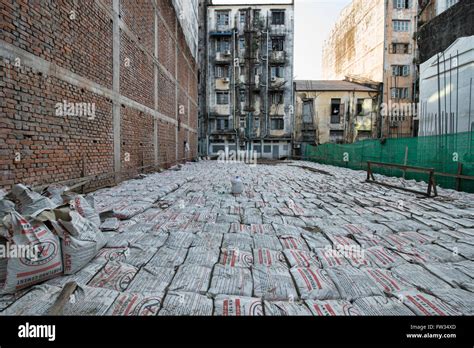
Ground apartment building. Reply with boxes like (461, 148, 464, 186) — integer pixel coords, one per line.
(198, 0, 295, 159)
(294, 80, 379, 154)
(323, 0, 419, 139)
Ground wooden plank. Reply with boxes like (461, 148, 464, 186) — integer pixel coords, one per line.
(46, 282, 78, 316)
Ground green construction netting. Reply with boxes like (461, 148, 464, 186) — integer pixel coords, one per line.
(303, 131, 474, 193)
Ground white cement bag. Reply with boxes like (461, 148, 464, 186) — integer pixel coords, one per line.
(185, 246, 220, 268)
(353, 296, 415, 316)
(314, 248, 350, 268)
(283, 249, 321, 268)
(214, 295, 263, 316)
(222, 233, 254, 252)
(0, 212, 63, 294)
(253, 248, 288, 269)
(305, 299, 361, 316)
(301, 233, 331, 251)
(193, 232, 223, 249)
(147, 246, 187, 268)
(88, 261, 138, 292)
(252, 266, 298, 301)
(159, 291, 213, 316)
(11, 184, 56, 217)
(391, 263, 452, 291)
(362, 268, 415, 294)
(107, 292, 164, 316)
(127, 265, 175, 293)
(264, 301, 312, 316)
(62, 285, 119, 316)
(430, 288, 474, 315)
(291, 267, 340, 300)
(364, 247, 406, 268)
(51, 211, 107, 275)
(100, 218, 120, 231)
(208, 265, 253, 297)
(278, 235, 310, 251)
(422, 263, 474, 291)
(253, 234, 283, 251)
(326, 267, 384, 301)
(66, 195, 101, 227)
(165, 231, 195, 249)
(219, 248, 253, 268)
(168, 265, 212, 295)
(2, 284, 62, 315)
(394, 290, 461, 316)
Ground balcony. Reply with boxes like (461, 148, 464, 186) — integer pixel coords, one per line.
(270, 77, 286, 89)
(215, 78, 230, 90)
(215, 51, 232, 63)
(270, 51, 286, 64)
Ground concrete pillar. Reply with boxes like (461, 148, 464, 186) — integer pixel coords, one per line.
(112, 0, 121, 177)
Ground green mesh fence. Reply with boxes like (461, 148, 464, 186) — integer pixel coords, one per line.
(303, 131, 474, 193)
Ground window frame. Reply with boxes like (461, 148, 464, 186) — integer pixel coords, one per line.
(271, 10, 285, 25)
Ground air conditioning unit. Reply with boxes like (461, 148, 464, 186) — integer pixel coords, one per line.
(271, 77, 277, 82)
(223, 50, 231, 56)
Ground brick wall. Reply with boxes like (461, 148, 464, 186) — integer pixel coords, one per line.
(0, 0, 198, 191)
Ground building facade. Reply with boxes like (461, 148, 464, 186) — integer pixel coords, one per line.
(418, 0, 473, 136)
(0, 0, 199, 190)
(294, 80, 379, 155)
(199, 0, 295, 159)
(323, 0, 419, 139)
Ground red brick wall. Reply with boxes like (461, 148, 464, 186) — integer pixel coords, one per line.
(0, 0, 198, 190)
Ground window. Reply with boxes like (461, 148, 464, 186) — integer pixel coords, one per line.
(239, 118, 246, 128)
(253, 9, 261, 24)
(271, 10, 285, 25)
(264, 145, 272, 153)
(254, 118, 260, 129)
(216, 11, 230, 26)
(302, 100, 314, 124)
(239, 38, 245, 50)
(391, 87, 410, 99)
(239, 90, 246, 102)
(393, 20, 410, 32)
(394, 0, 411, 9)
(215, 65, 229, 78)
(271, 36, 284, 51)
(216, 92, 229, 105)
(356, 99, 364, 115)
(216, 38, 230, 52)
(331, 99, 342, 124)
(240, 11, 246, 24)
(271, 66, 284, 78)
(390, 43, 411, 54)
(216, 118, 229, 131)
(392, 65, 411, 76)
(271, 92, 284, 105)
(271, 118, 284, 130)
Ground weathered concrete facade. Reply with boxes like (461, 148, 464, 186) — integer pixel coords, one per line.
(294, 80, 379, 154)
(323, 0, 419, 139)
(418, 0, 473, 64)
(199, 0, 295, 159)
(0, 0, 199, 190)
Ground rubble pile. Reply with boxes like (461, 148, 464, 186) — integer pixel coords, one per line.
(1, 160, 473, 315)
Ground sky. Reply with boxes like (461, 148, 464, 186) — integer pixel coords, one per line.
(211, 0, 352, 80)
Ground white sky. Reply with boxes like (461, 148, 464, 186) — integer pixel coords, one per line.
(211, 0, 352, 80)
